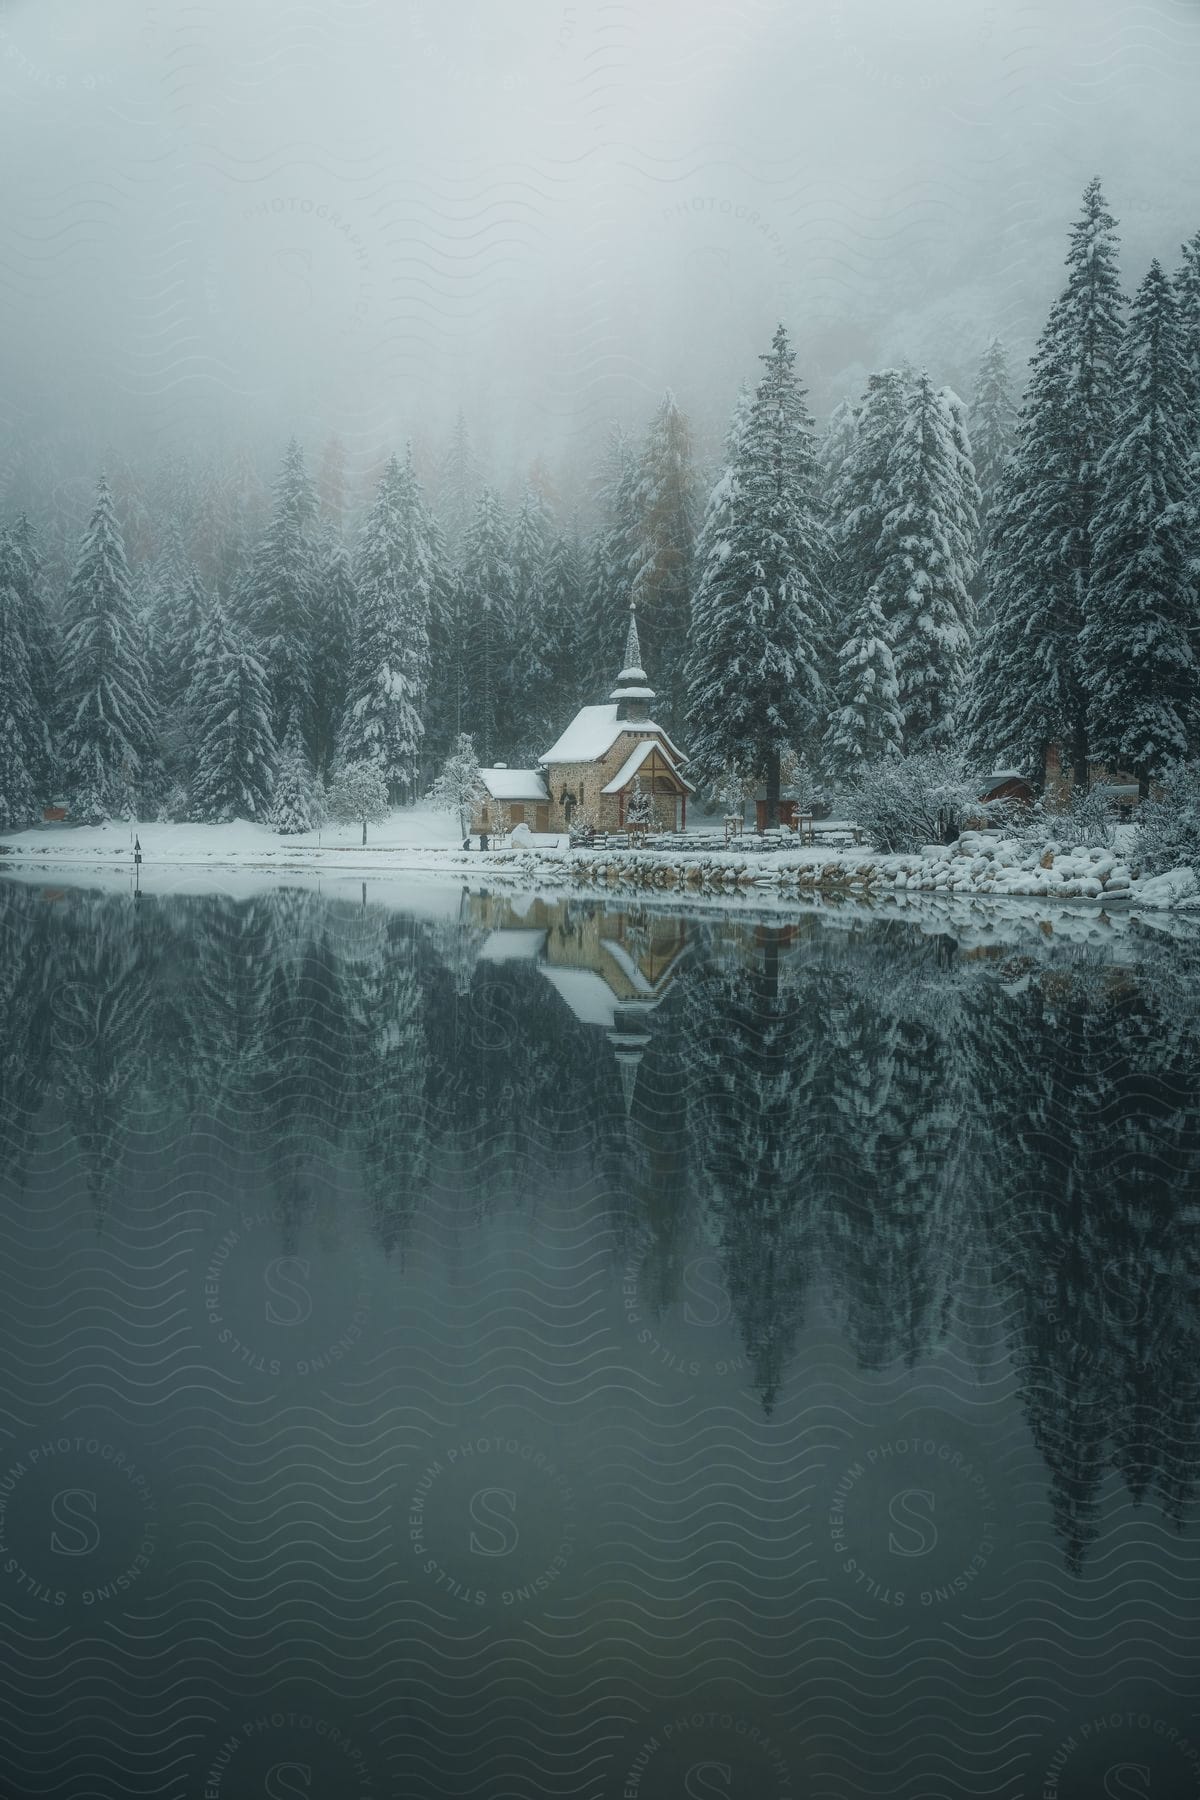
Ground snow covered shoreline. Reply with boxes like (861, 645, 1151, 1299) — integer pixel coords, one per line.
(2, 815, 1197, 917)
(567, 827, 1199, 912)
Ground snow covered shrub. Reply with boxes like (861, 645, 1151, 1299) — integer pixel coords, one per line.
(847, 750, 981, 853)
(1136, 762, 1200, 874)
(625, 777, 654, 827)
(1022, 783, 1117, 851)
(568, 802, 598, 842)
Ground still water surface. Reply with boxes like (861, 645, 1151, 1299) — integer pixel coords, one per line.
(1, 876, 1198, 1797)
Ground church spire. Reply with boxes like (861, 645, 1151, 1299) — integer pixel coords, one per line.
(609, 599, 654, 720)
(619, 600, 645, 684)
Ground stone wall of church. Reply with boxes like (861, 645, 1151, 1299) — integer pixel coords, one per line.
(544, 736, 649, 830)
(537, 728, 693, 833)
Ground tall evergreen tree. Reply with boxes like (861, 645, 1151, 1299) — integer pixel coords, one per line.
(0, 532, 41, 829)
(583, 427, 640, 697)
(57, 475, 158, 820)
(188, 600, 277, 822)
(817, 393, 859, 510)
(872, 374, 977, 750)
(145, 519, 190, 703)
(152, 557, 210, 717)
(8, 514, 55, 781)
(1174, 228, 1200, 635)
(5, 515, 55, 793)
(966, 179, 1124, 786)
(245, 438, 319, 753)
(630, 391, 701, 731)
(270, 716, 323, 833)
(220, 443, 270, 592)
(461, 487, 516, 764)
(508, 484, 555, 752)
(969, 337, 1017, 569)
(424, 515, 465, 767)
(155, 563, 210, 782)
(685, 324, 831, 820)
(1080, 261, 1199, 792)
(340, 450, 431, 801)
(310, 532, 357, 775)
(828, 368, 912, 612)
(1173, 229, 1200, 447)
(824, 588, 904, 777)
(317, 432, 350, 534)
(438, 409, 481, 552)
(542, 523, 587, 718)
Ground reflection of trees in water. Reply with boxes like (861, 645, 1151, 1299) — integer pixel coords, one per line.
(0, 892, 56, 1184)
(672, 922, 976, 1391)
(2, 883, 1199, 1564)
(679, 932, 821, 1413)
(46, 895, 158, 1214)
(964, 953, 1200, 1570)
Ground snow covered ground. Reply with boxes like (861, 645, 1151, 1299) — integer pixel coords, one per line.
(0, 804, 549, 868)
(2, 810, 1197, 916)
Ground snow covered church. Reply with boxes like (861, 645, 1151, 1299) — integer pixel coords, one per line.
(476, 606, 693, 835)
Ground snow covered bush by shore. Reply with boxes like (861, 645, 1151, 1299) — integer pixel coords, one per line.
(1013, 782, 1118, 851)
(846, 750, 984, 853)
(1136, 762, 1200, 875)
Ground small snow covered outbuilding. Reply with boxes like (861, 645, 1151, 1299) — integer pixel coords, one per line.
(473, 765, 551, 834)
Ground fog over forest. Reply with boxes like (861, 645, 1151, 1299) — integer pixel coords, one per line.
(2, 0, 1198, 519)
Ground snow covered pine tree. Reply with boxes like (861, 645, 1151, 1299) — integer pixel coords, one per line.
(0, 529, 43, 830)
(872, 372, 977, 752)
(58, 474, 159, 822)
(1080, 260, 1200, 795)
(966, 179, 1124, 785)
(187, 600, 277, 823)
(271, 717, 323, 834)
(340, 449, 431, 803)
(685, 324, 829, 824)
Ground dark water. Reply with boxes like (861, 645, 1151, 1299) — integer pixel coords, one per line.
(1, 874, 1199, 1799)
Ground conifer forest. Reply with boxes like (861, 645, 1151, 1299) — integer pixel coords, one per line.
(2, 6, 1199, 1800)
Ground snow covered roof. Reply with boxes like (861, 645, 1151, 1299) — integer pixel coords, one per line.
(539, 965, 622, 1029)
(539, 704, 689, 768)
(601, 737, 695, 795)
(600, 939, 660, 996)
(481, 767, 549, 801)
(478, 928, 547, 963)
(540, 705, 624, 764)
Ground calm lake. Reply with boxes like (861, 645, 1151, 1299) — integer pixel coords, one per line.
(1, 874, 1198, 1798)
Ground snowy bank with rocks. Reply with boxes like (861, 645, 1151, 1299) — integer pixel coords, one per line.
(2, 815, 1197, 915)
(567, 827, 1199, 911)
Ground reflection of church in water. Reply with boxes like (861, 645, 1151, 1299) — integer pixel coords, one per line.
(463, 892, 688, 1111)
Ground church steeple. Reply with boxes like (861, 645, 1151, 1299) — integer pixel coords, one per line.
(609, 600, 655, 722)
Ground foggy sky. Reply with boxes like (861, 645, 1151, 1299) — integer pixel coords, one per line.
(1, 0, 1198, 506)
